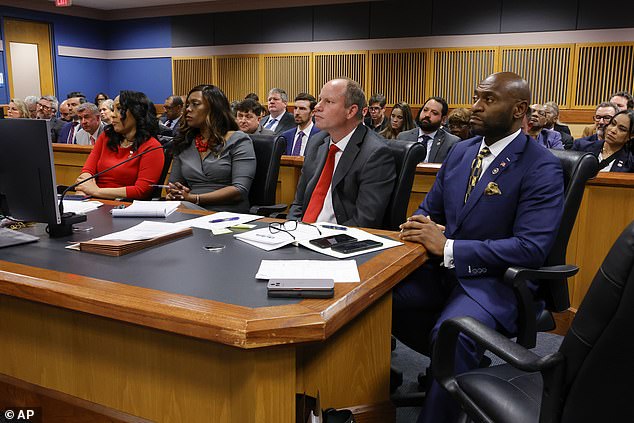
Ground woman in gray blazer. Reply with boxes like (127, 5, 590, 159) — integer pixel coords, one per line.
(167, 85, 256, 213)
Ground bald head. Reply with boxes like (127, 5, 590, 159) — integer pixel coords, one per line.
(470, 72, 531, 144)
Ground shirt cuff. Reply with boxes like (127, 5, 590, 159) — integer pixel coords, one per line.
(443, 239, 455, 268)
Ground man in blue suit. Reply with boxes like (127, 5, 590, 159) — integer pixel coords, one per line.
(393, 72, 564, 423)
(281, 92, 320, 156)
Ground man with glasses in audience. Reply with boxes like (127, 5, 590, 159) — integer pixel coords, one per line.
(526, 103, 563, 149)
(161, 95, 183, 135)
(578, 101, 618, 143)
(364, 93, 388, 133)
(260, 88, 295, 135)
(37, 95, 64, 143)
(288, 78, 395, 229)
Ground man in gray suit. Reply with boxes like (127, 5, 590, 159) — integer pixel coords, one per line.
(397, 96, 460, 163)
(288, 78, 396, 229)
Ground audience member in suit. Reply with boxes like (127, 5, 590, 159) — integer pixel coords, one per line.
(73, 103, 104, 146)
(235, 99, 275, 136)
(99, 99, 115, 125)
(160, 95, 183, 136)
(36, 95, 63, 143)
(379, 101, 415, 140)
(281, 92, 320, 156)
(6, 99, 29, 118)
(57, 95, 86, 144)
(397, 96, 460, 163)
(75, 90, 164, 200)
(581, 101, 618, 140)
(610, 91, 634, 112)
(526, 103, 564, 149)
(544, 102, 573, 149)
(288, 78, 396, 228)
(59, 100, 72, 122)
(445, 107, 473, 140)
(573, 110, 634, 172)
(363, 93, 389, 133)
(260, 88, 295, 135)
(167, 85, 256, 213)
(393, 72, 564, 423)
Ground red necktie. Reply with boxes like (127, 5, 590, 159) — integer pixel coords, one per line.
(67, 123, 76, 144)
(303, 144, 339, 223)
(90, 136, 95, 145)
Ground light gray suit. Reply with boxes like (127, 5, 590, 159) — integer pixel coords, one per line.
(397, 127, 460, 163)
(288, 124, 396, 229)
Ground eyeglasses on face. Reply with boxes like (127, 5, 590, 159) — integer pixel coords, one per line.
(37, 103, 52, 110)
(368, 106, 382, 112)
(594, 115, 614, 122)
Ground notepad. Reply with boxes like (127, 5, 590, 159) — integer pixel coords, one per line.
(110, 201, 181, 218)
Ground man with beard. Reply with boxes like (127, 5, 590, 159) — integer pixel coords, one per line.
(393, 72, 564, 423)
(397, 96, 460, 163)
(281, 92, 320, 156)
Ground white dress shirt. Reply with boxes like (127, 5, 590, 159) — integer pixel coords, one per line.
(419, 128, 438, 163)
(293, 121, 314, 156)
(315, 128, 355, 224)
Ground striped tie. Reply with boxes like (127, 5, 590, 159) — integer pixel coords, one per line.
(464, 146, 491, 203)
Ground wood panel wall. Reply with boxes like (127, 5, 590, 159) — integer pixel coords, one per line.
(172, 42, 634, 110)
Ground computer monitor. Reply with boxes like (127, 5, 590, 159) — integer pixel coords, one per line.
(0, 118, 85, 237)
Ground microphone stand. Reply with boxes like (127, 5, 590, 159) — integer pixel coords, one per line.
(53, 141, 171, 238)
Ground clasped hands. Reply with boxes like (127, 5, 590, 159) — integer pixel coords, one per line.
(165, 182, 192, 202)
(399, 214, 447, 256)
(74, 173, 100, 196)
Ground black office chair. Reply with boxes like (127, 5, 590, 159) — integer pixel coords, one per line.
(149, 135, 174, 199)
(382, 140, 426, 231)
(391, 150, 598, 402)
(433, 220, 634, 423)
(247, 134, 288, 216)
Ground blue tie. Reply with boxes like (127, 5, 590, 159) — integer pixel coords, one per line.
(264, 118, 277, 129)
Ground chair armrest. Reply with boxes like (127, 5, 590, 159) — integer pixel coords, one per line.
(433, 316, 564, 387)
(249, 203, 287, 217)
(504, 265, 579, 286)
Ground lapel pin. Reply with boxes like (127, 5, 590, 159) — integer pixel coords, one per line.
(492, 168, 499, 174)
(500, 162, 507, 168)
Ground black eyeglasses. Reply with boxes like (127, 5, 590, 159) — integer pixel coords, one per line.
(268, 220, 322, 240)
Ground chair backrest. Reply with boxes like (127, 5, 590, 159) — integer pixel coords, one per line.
(150, 135, 174, 199)
(382, 140, 426, 231)
(538, 150, 598, 311)
(558, 220, 634, 423)
(248, 134, 286, 207)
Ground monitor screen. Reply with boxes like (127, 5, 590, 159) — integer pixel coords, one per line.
(0, 118, 60, 226)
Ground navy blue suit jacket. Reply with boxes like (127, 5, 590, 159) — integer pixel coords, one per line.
(572, 138, 634, 172)
(281, 125, 321, 155)
(416, 132, 564, 333)
(57, 121, 78, 144)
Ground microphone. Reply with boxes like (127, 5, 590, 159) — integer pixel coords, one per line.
(52, 139, 172, 237)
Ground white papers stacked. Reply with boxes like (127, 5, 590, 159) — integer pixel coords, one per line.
(256, 260, 360, 283)
(234, 222, 321, 251)
(173, 211, 261, 231)
(110, 200, 181, 218)
(60, 200, 103, 215)
(93, 221, 183, 241)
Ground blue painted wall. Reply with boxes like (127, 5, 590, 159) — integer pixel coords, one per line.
(108, 58, 172, 104)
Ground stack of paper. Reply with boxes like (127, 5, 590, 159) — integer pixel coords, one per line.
(60, 200, 103, 215)
(110, 201, 181, 218)
(235, 223, 322, 251)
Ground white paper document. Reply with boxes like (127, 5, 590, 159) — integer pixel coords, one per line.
(110, 200, 181, 218)
(235, 222, 321, 251)
(93, 221, 183, 241)
(173, 211, 261, 231)
(256, 260, 360, 283)
(60, 200, 103, 215)
(298, 225, 402, 258)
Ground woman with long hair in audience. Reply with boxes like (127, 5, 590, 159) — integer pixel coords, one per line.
(166, 84, 256, 213)
(74, 90, 165, 199)
(573, 109, 634, 172)
(7, 99, 30, 118)
(379, 101, 415, 139)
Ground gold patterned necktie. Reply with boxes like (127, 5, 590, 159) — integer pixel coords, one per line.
(464, 146, 491, 203)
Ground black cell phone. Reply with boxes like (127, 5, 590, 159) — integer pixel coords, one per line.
(267, 279, 335, 298)
(309, 234, 357, 249)
(331, 239, 383, 254)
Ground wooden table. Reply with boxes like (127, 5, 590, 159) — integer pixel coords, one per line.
(0, 206, 426, 422)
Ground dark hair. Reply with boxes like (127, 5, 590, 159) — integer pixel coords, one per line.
(423, 96, 449, 117)
(174, 84, 239, 155)
(612, 109, 634, 137)
(596, 101, 618, 113)
(235, 98, 264, 116)
(610, 91, 634, 109)
(104, 90, 159, 152)
(94, 92, 109, 104)
(245, 92, 259, 102)
(447, 107, 471, 125)
(369, 93, 386, 108)
(168, 95, 184, 107)
(294, 92, 317, 110)
(67, 91, 86, 99)
(379, 101, 415, 139)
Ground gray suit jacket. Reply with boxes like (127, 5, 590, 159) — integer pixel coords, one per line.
(288, 124, 396, 228)
(260, 111, 295, 135)
(397, 127, 460, 163)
